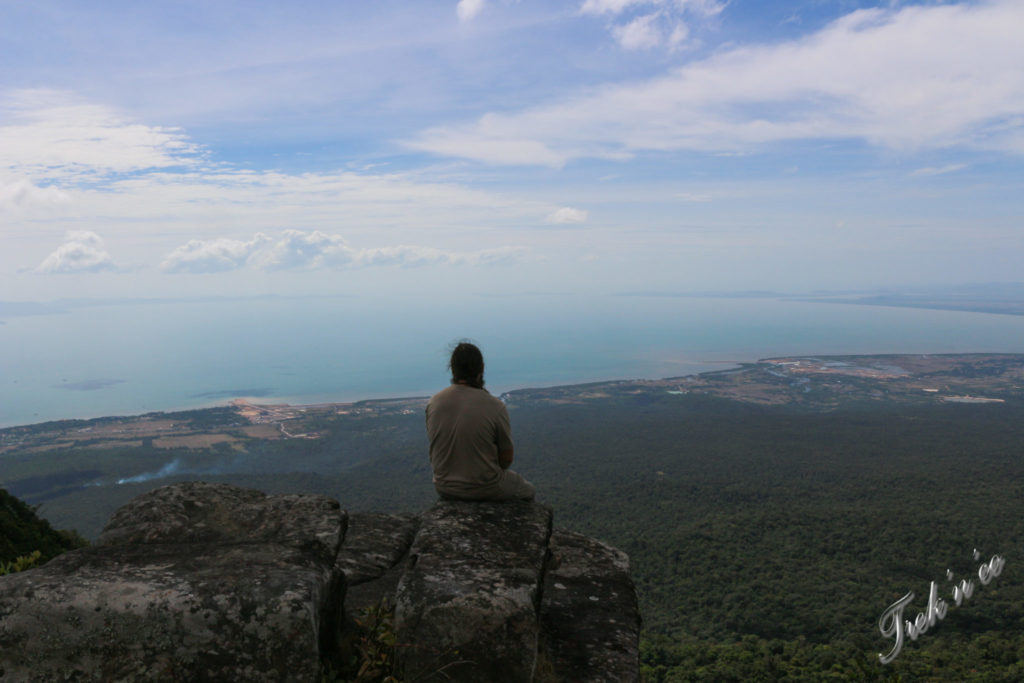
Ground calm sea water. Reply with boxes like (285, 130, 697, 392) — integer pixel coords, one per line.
(4, 294, 1024, 428)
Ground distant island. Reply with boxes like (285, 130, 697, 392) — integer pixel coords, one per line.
(799, 288, 1024, 317)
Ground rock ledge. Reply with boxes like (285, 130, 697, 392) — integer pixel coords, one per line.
(0, 482, 640, 682)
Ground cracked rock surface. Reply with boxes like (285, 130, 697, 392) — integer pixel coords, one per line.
(0, 483, 640, 682)
(336, 511, 419, 613)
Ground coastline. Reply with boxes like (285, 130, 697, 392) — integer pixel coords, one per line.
(4, 352, 1022, 436)
(8, 294, 1024, 430)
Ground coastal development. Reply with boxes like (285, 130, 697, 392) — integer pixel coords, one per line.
(3, 354, 1021, 457)
(505, 353, 1024, 410)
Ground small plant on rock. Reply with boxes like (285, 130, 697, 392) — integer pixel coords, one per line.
(0, 549, 42, 576)
(327, 598, 401, 683)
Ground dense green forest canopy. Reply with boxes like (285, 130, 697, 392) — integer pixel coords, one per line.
(2, 373, 1023, 680)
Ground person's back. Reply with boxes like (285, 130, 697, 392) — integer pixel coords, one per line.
(425, 342, 535, 501)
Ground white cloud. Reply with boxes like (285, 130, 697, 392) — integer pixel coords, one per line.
(581, 0, 724, 50)
(0, 179, 70, 209)
(352, 244, 521, 267)
(159, 234, 271, 273)
(35, 231, 117, 274)
(667, 21, 689, 47)
(414, 1, 1024, 164)
(457, 0, 486, 23)
(545, 207, 589, 224)
(580, 0, 648, 15)
(409, 123, 568, 166)
(614, 13, 663, 50)
(0, 90, 197, 183)
(0, 91, 551, 260)
(351, 245, 438, 268)
(910, 163, 967, 177)
(161, 230, 523, 274)
(581, 0, 724, 17)
(677, 0, 725, 17)
(252, 230, 353, 270)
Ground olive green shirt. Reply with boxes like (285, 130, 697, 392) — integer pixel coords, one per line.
(425, 384, 514, 496)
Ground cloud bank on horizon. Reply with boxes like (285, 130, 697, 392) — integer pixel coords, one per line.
(2, 0, 1023, 298)
(159, 230, 522, 274)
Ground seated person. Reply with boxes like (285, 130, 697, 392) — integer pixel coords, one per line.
(425, 342, 535, 501)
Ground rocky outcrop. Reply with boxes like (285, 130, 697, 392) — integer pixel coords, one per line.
(0, 482, 640, 682)
(541, 530, 641, 681)
(0, 483, 345, 682)
(394, 500, 553, 682)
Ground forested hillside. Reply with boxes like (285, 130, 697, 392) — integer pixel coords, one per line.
(0, 488, 85, 568)
(3, 389, 1023, 680)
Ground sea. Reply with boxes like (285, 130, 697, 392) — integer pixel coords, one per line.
(4, 293, 1024, 429)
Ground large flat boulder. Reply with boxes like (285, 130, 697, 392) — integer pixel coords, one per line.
(394, 500, 552, 682)
(0, 482, 346, 682)
(98, 481, 342, 563)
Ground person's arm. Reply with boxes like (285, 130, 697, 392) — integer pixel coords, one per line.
(495, 402, 514, 470)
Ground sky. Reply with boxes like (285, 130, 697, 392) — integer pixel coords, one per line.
(2, 0, 1023, 302)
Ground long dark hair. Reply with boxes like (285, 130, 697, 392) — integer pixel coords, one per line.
(449, 341, 484, 388)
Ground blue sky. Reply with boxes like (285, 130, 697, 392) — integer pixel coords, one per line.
(2, 0, 1022, 301)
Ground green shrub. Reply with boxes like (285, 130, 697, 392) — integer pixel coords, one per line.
(0, 549, 42, 576)
(327, 599, 401, 683)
